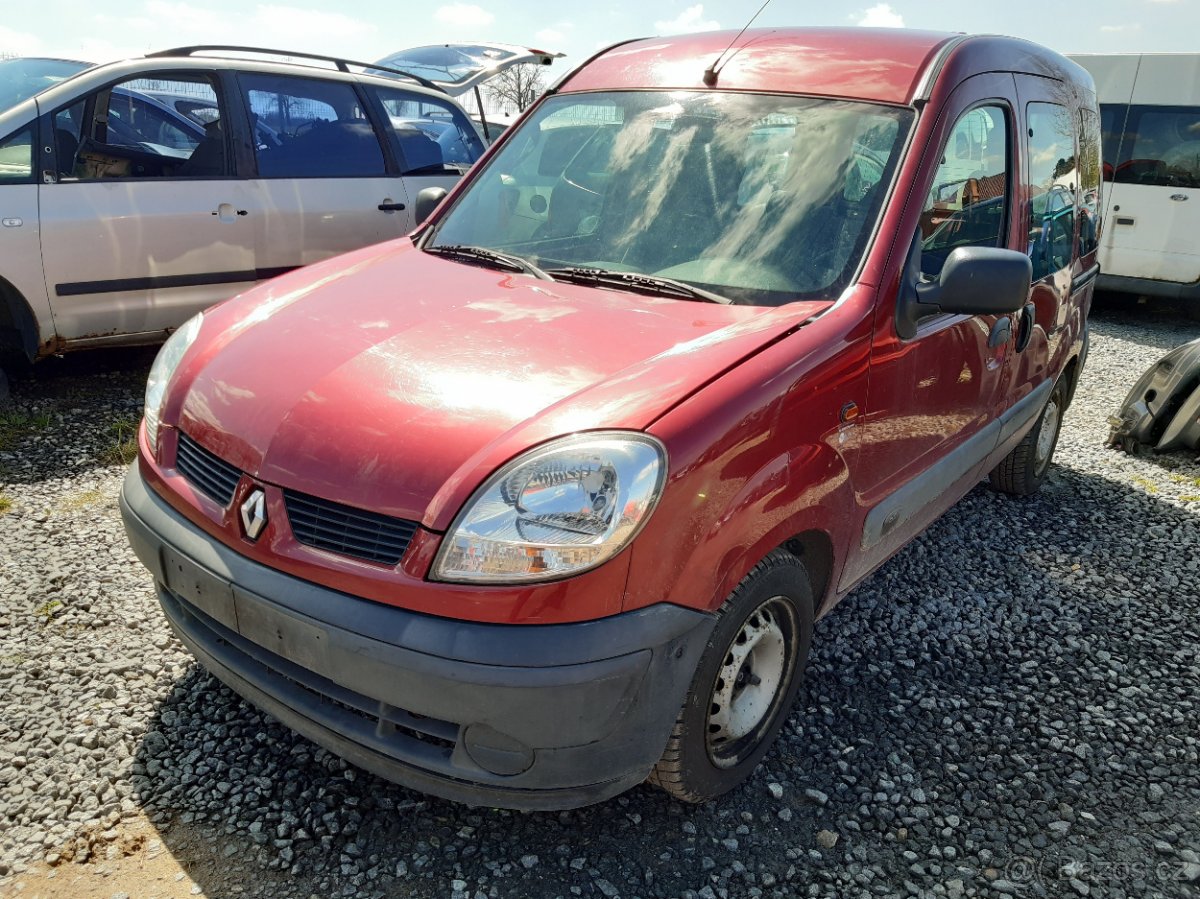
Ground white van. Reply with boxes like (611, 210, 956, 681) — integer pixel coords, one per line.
(1070, 54, 1200, 302)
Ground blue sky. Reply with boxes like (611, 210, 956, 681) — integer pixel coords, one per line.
(2, 1, 1196, 67)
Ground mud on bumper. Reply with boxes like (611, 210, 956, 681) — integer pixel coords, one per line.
(119, 464, 714, 810)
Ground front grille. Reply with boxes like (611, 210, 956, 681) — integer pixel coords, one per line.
(176, 432, 242, 507)
(284, 490, 417, 566)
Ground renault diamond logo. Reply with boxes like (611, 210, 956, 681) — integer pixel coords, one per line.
(239, 489, 268, 540)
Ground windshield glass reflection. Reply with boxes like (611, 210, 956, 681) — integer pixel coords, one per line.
(430, 91, 912, 306)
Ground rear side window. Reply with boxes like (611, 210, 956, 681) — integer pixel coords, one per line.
(241, 74, 385, 178)
(1078, 108, 1102, 258)
(369, 85, 485, 175)
(920, 105, 1010, 277)
(1102, 104, 1200, 188)
(1026, 103, 1076, 280)
(0, 128, 33, 182)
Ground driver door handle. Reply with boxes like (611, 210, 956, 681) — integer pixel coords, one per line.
(378, 201, 406, 212)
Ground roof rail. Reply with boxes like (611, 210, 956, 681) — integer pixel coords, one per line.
(145, 45, 444, 93)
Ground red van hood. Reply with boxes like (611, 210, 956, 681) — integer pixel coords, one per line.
(174, 242, 827, 530)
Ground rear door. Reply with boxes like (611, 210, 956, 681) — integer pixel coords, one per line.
(1008, 76, 1086, 420)
(364, 83, 486, 205)
(1103, 56, 1200, 284)
(37, 71, 258, 342)
(238, 72, 411, 277)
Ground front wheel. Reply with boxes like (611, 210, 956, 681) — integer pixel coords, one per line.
(989, 379, 1067, 495)
(649, 550, 814, 803)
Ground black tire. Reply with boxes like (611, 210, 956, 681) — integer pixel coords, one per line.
(989, 378, 1067, 495)
(649, 549, 814, 803)
(0, 366, 10, 407)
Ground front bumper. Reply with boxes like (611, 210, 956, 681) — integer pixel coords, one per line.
(120, 464, 714, 810)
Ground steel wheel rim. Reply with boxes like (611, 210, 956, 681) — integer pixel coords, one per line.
(706, 596, 797, 769)
(1035, 397, 1061, 474)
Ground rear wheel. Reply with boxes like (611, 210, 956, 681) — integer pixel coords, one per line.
(989, 379, 1067, 495)
(649, 550, 814, 803)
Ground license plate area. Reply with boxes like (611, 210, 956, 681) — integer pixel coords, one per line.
(161, 546, 237, 632)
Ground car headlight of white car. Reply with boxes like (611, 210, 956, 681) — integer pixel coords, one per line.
(432, 432, 667, 583)
(143, 312, 204, 454)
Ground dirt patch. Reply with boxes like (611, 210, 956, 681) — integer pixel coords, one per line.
(0, 815, 290, 899)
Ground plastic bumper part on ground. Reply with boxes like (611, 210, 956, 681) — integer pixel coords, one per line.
(119, 463, 715, 810)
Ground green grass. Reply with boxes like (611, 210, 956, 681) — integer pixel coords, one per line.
(0, 409, 52, 451)
(0, 494, 11, 515)
(99, 416, 140, 466)
(62, 488, 104, 510)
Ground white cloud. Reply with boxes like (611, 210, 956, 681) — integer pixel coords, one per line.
(655, 5, 721, 34)
(856, 3, 905, 27)
(252, 5, 376, 45)
(536, 28, 566, 44)
(74, 2, 378, 62)
(434, 3, 495, 27)
(0, 25, 46, 56)
(1100, 22, 1142, 31)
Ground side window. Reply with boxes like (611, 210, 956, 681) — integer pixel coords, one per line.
(0, 128, 34, 183)
(53, 75, 227, 180)
(370, 86, 485, 175)
(1107, 104, 1200, 188)
(1026, 103, 1077, 280)
(241, 74, 385, 178)
(1099, 104, 1125, 181)
(1078, 108, 1102, 258)
(919, 105, 1010, 276)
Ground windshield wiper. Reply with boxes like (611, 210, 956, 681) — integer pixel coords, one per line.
(425, 245, 554, 280)
(545, 267, 731, 304)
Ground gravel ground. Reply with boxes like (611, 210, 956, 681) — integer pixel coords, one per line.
(1, 304, 1198, 899)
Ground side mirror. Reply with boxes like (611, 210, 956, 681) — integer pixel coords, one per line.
(415, 187, 448, 225)
(897, 235, 1032, 339)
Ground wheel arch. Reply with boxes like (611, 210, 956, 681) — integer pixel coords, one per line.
(627, 439, 857, 621)
(0, 275, 43, 363)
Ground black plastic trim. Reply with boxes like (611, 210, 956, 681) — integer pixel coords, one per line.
(56, 266, 296, 297)
(1096, 271, 1200, 302)
(861, 378, 1053, 550)
(1071, 263, 1100, 294)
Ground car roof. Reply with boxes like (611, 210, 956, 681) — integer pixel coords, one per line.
(5, 48, 454, 119)
(559, 28, 1087, 106)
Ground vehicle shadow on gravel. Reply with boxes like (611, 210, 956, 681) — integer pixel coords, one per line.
(128, 460, 1200, 898)
(0, 347, 152, 487)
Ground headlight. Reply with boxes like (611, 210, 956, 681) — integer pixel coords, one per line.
(432, 432, 667, 583)
(144, 312, 204, 454)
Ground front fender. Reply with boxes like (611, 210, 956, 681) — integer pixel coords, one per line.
(625, 301, 874, 617)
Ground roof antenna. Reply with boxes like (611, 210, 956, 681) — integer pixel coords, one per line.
(703, 0, 772, 86)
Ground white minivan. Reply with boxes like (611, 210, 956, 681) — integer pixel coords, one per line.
(1070, 53, 1200, 303)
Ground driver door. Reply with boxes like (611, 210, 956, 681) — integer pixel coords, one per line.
(843, 75, 1019, 589)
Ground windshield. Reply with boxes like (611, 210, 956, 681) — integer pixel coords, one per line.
(429, 91, 912, 306)
(0, 58, 91, 112)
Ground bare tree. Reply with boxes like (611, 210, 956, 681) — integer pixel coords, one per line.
(484, 64, 547, 114)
